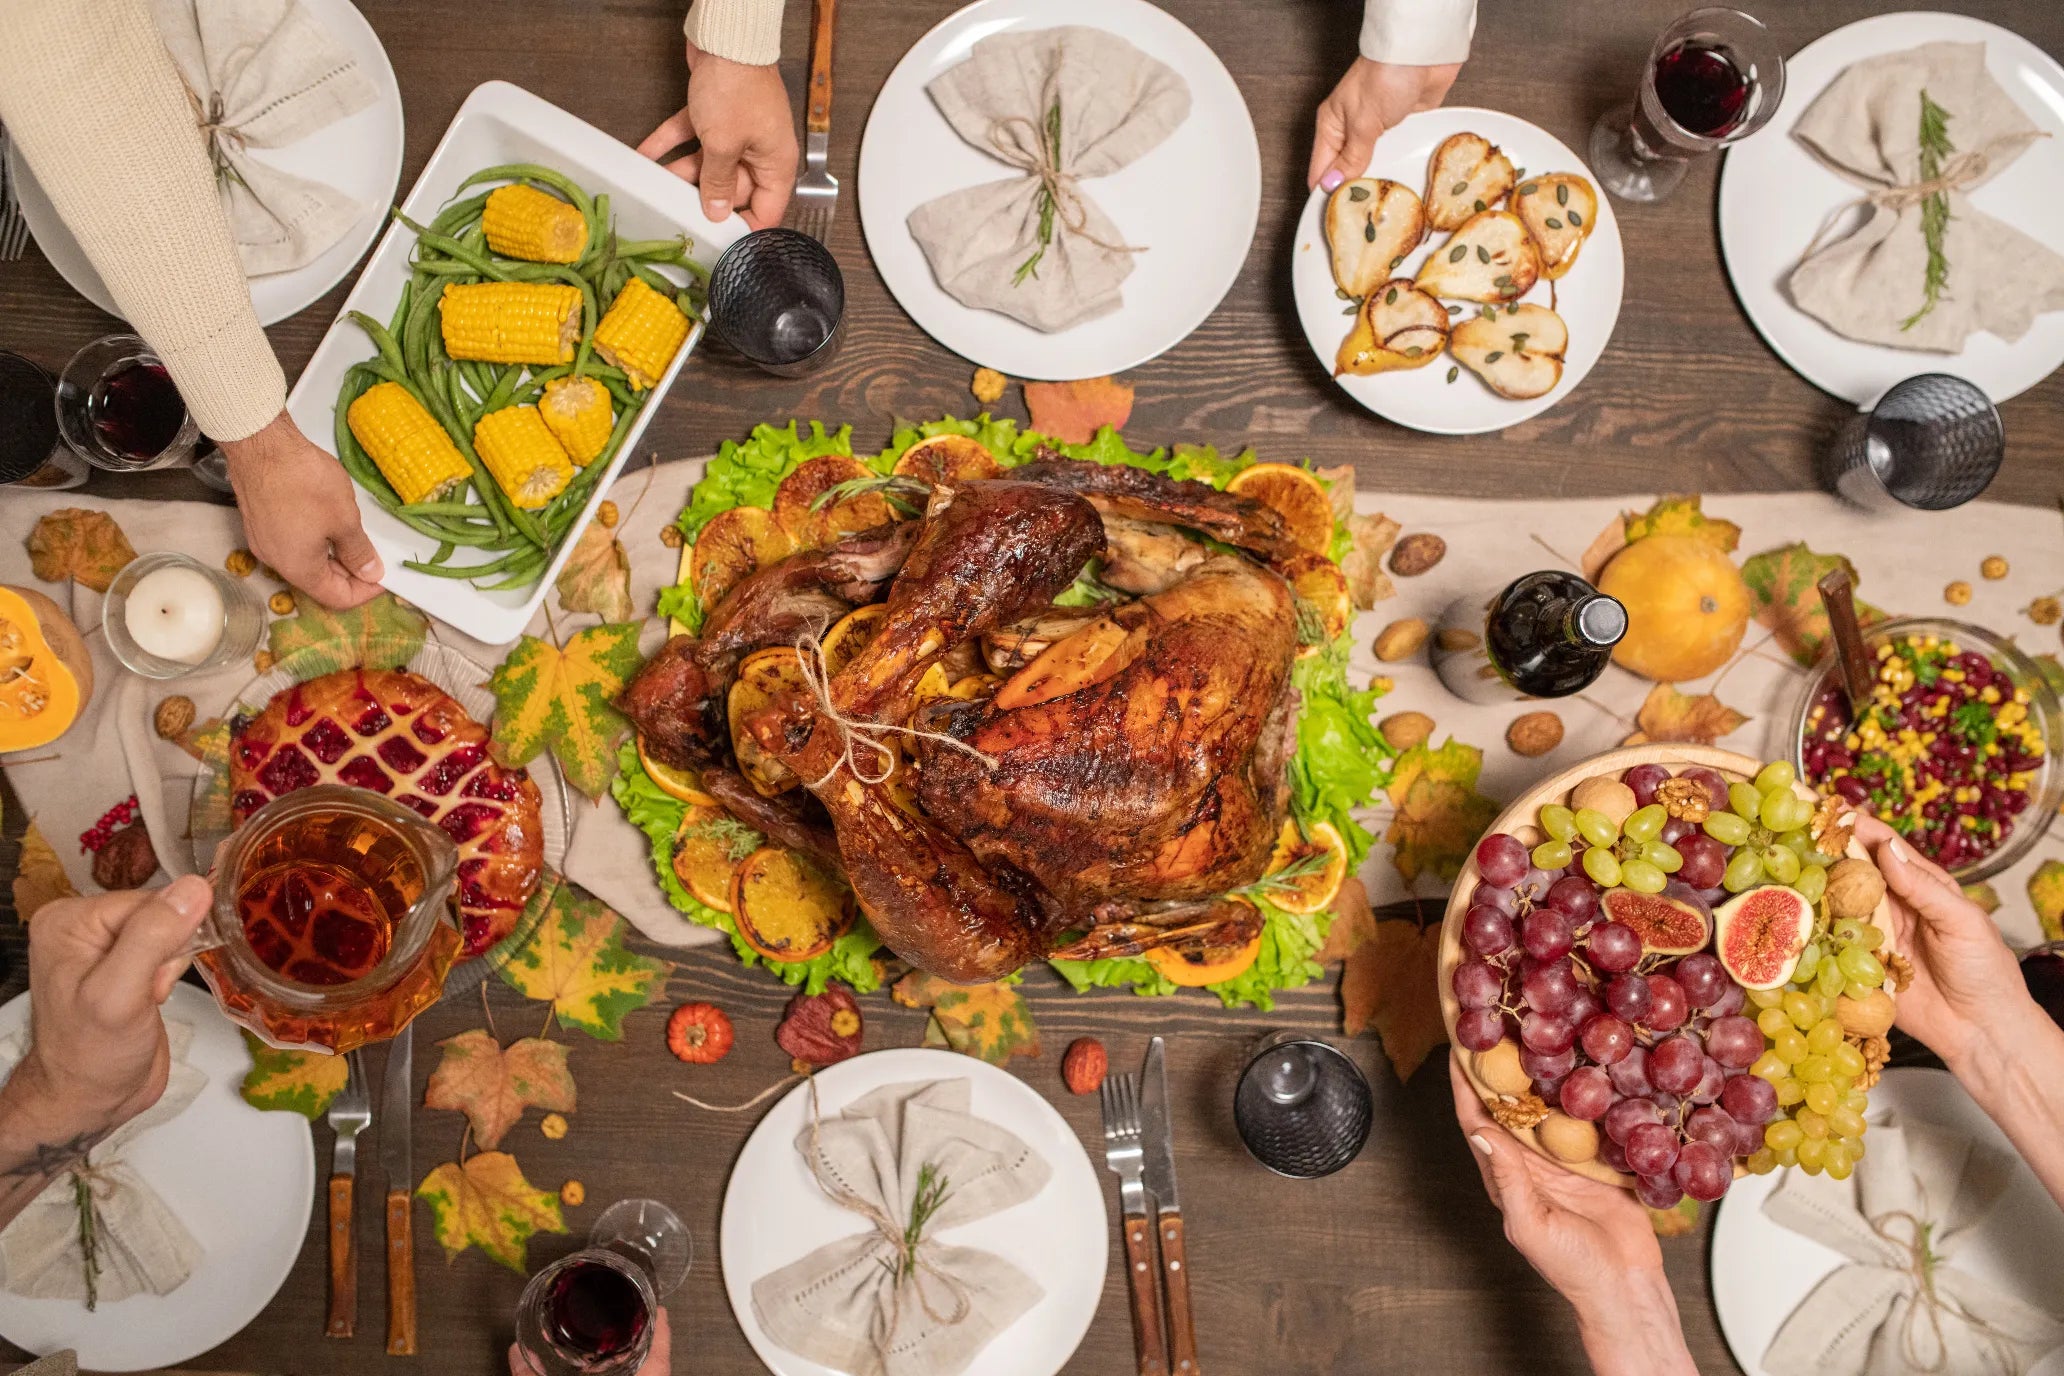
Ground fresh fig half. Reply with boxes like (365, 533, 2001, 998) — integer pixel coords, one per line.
(1599, 888, 1711, 956)
(1714, 886, 1814, 990)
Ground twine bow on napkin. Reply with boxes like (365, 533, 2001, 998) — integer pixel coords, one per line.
(750, 1079, 1049, 1376)
(1787, 40, 2064, 353)
(1760, 1113, 2064, 1376)
(148, 0, 380, 277)
(906, 26, 1191, 334)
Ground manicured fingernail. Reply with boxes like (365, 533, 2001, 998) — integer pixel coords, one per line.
(1469, 1132, 1493, 1158)
(1888, 838, 1911, 864)
(1319, 169, 1345, 192)
(166, 874, 211, 920)
(357, 556, 384, 580)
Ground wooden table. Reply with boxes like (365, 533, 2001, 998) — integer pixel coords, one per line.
(1, 1, 2057, 1372)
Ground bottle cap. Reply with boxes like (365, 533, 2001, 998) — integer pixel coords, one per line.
(1574, 595, 1628, 648)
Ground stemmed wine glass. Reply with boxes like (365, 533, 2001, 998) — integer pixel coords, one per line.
(1589, 8, 1788, 203)
(512, 1200, 692, 1376)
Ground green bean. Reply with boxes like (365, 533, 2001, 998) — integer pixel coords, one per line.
(348, 311, 408, 376)
(400, 499, 495, 519)
(482, 364, 522, 413)
(430, 192, 490, 238)
(504, 364, 570, 409)
(429, 541, 455, 566)
(403, 276, 443, 389)
(386, 280, 415, 338)
(394, 214, 511, 281)
(615, 236, 688, 260)
(411, 258, 480, 278)
(402, 545, 538, 578)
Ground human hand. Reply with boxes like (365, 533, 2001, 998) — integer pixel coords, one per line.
(1450, 1056, 1696, 1376)
(224, 411, 383, 610)
(1308, 57, 1462, 191)
(6, 877, 211, 1144)
(509, 1306, 671, 1376)
(638, 42, 798, 229)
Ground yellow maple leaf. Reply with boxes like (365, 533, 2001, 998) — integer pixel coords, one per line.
(26, 508, 135, 592)
(1622, 495, 1741, 554)
(2031, 861, 2064, 943)
(892, 971, 1040, 1065)
(495, 881, 670, 1041)
(239, 1031, 350, 1118)
(487, 623, 643, 799)
(13, 818, 75, 921)
(422, 1029, 576, 1151)
(266, 592, 427, 677)
(1385, 739, 1499, 886)
(1623, 683, 1751, 747)
(416, 1151, 565, 1273)
(1341, 918, 1445, 1082)
(552, 521, 634, 623)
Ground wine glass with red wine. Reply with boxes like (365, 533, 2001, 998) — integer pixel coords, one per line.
(54, 334, 199, 472)
(512, 1200, 690, 1376)
(1589, 8, 1787, 203)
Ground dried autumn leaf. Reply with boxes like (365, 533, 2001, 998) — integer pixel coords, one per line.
(1741, 544, 1887, 666)
(1313, 464, 1357, 524)
(174, 716, 231, 768)
(1023, 376, 1135, 445)
(1648, 1198, 1701, 1238)
(1315, 876, 1375, 965)
(1340, 511, 1401, 608)
(1961, 883, 2000, 914)
(26, 507, 136, 592)
(13, 819, 75, 921)
(416, 1151, 565, 1273)
(487, 622, 643, 799)
(496, 882, 671, 1041)
(1385, 739, 1500, 886)
(239, 1030, 349, 1119)
(1578, 515, 1629, 584)
(2031, 861, 2064, 942)
(553, 521, 635, 623)
(267, 592, 428, 677)
(423, 1029, 576, 1151)
(1622, 495, 1741, 555)
(1341, 919, 1445, 1081)
(1624, 684, 1751, 747)
(777, 984, 865, 1066)
(893, 971, 1040, 1065)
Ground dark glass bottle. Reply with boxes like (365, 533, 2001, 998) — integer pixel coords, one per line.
(1432, 571, 1628, 704)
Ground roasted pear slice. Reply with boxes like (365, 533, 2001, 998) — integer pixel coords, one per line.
(1414, 210, 1541, 303)
(1335, 278, 1450, 375)
(1324, 178, 1426, 299)
(1449, 303, 1569, 400)
(1425, 132, 1517, 231)
(1511, 173, 1598, 280)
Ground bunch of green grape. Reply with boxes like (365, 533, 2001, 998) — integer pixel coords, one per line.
(1702, 762, 1826, 897)
(1531, 801, 1685, 893)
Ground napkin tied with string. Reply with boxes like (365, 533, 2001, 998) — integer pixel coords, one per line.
(907, 26, 1190, 333)
(1788, 40, 2064, 353)
(146, 0, 379, 278)
(750, 1079, 1048, 1376)
(1761, 1113, 2064, 1376)
(0, 1020, 205, 1305)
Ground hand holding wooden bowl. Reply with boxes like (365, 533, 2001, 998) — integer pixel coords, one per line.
(1437, 745, 1899, 1208)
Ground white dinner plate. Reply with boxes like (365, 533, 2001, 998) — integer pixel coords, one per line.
(1710, 1066, 2064, 1376)
(6, 0, 404, 328)
(0, 983, 315, 1371)
(1291, 106, 1626, 435)
(719, 1048, 1108, 1376)
(1717, 12, 2064, 406)
(857, 0, 1261, 381)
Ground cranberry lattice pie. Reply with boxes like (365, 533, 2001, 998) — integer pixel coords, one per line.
(229, 668, 544, 957)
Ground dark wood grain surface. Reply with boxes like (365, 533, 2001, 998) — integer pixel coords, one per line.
(1, 1, 2058, 1373)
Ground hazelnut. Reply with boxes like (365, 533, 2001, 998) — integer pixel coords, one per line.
(540, 1113, 569, 1140)
(560, 1180, 585, 1207)
(1474, 1039, 1531, 1096)
(2029, 597, 2061, 627)
(1536, 1112, 1599, 1164)
(268, 590, 297, 616)
(1373, 617, 1429, 661)
(660, 524, 685, 549)
(971, 367, 1007, 405)
(1507, 711, 1564, 758)
(1944, 580, 1972, 606)
(596, 501, 619, 528)
(224, 548, 258, 578)
(1388, 533, 1447, 577)
(153, 695, 196, 740)
(1569, 775, 1638, 827)
(1379, 711, 1435, 751)
(1435, 627, 1481, 653)
(1835, 988, 1895, 1040)
(1062, 1038, 1108, 1095)
(1824, 857, 1886, 920)
(1981, 555, 2008, 580)
(253, 649, 276, 674)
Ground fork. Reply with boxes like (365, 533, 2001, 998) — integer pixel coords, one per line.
(0, 123, 29, 262)
(788, 0, 840, 242)
(326, 1049, 372, 1339)
(1100, 1071, 1170, 1376)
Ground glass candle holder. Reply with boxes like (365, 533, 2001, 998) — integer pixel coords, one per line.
(54, 334, 200, 472)
(102, 551, 264, 679)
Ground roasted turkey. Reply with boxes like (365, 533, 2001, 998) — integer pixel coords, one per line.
(616, 452, 1308, 983)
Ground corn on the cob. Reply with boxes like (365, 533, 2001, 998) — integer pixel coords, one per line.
(482, 184, 589, 264)
(594, 277, 688, 390)
(539, 377, 613, 466)
(473, 405, 574, 509)
(440, 282, 581, 366)
(347, 382, 470, 505)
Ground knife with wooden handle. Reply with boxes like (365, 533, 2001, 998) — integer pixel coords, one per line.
(1141, 1037, 1200, 1374)
(381, 1024, 417, 1355)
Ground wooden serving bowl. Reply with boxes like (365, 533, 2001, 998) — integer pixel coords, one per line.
(1437, 744, 1896, 1188)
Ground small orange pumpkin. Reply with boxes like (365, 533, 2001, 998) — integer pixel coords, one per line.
(0, 585, 90, 751)
(1596, 535, 1751, 683)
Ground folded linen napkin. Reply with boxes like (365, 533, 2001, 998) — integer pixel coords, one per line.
(1761, 1113, 2064, 1376)
(1788, 40, 2064, 353)
(750, 1078, 1049, 1376)
(907, 26, 1190, 334)
(146, 0, 379, 278)
(0, 1020, 205, 1306)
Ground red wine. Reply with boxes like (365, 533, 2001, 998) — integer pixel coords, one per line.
(1652, 40, 1751, 138)
(90, 361, 187, 460)
(543, 1259, 650, 1359)
(2026, 950, 2064, 1033)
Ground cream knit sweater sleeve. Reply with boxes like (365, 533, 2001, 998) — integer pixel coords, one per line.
(0, 0, 285, 443)
(684, 0, 786, 66)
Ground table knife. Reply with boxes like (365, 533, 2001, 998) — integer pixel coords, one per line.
(1100, 1071, 1169, 1376)
(1141, 1037, 1200, 1375)
(381, 1023, 417, 1355)
(326, 1049, 371, 1338)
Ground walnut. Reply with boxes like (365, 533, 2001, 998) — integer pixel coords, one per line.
(1825, 857, 1886, 920)
(1655, 778, 1711, 822)
(153, 695, 196, 740)
(1858, 1035, 1891, 1089)
(1883, 949, 1915, 994)
(1490, 1092, 1551, 1130)
(970, 366, 1007, 404)
(1945, 580, 1972, 606)
(660, 524, 685, 549)
(1507, 711, 1564, 758)
(224, 548, 258, 578)
(1373, 618, 1429, 661)
(1388, 533, 1447, 577)
(1981, 555, 2009, 580)
(1811, 796, 1857, 858)
(268, 590, 297, 616)
(596, 500, 619, 528)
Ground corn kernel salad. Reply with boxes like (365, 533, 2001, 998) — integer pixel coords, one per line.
(1803, 632, 2046, 870)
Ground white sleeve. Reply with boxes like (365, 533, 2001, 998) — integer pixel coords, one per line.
(683, 0, 785, 65)
(1359, 0, 1477, 66)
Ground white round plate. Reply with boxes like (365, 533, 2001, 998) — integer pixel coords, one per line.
(5, 0, 404, 327)
(1717, 12, 2064, 406)
(857, 0, 1260, 381)
(1291, 106, 1625, 435)
(719, 1048, 1108, 1376)
(1710, 1066, 2064, 1376)
(0, 983, 315, 1371)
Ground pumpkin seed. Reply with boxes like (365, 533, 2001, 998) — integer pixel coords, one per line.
(1404, 344, 1425, 357)
(1446, 365, 1460, 383)
(1545, 217, 1563, 230)
(1446, 304, 1462, 316)
(1343, 302, 1360, 314)
(1449, 245, 1467, 263)
(1518, 182, 1539, 196)
(1493, 274, 1514, 288)
(1385, 287, 1398, 305)
(1568, 209, 1583, 226)
(1485, 350, 1504, 363)
(1364, 219, 1377, 241)
(1473, 199, 1486, 212)
(1347, 184, 1371, 201)
(1390, 254, 1405, 268)
(1450, 180, 1469, 195)
(1476, 245, 1491, 264)
(1510, 332, 1530, 348)
(1336, 286, 1351, 300)
(1556, 183, 1570, 206)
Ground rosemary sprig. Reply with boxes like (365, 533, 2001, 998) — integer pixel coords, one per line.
(810, 472, 930, 518)
(1900, 89, 1954, 331)
(73, 1167, 101, 1312)
(679, 813, 763, 863)
(1237, 847, 1332, 901)
(898, 1162, 953, 1282)
(1012, 99, 1064, 287)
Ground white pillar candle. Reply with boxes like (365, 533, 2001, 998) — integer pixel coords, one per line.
(125, 565, 224, 664)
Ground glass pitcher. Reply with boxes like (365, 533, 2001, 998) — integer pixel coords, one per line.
(191, 785, 462, 1054)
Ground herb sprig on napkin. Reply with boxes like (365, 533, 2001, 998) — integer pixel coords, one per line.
(1901, 89, 1954, 330)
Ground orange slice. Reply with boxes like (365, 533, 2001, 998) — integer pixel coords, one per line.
(728, 646, 809, 797)
(772, 455, 899, 548)
(1255, 819, 1348, 915)
(691, 506, 792, 611)
(1278, 552, 1353, 650)
(1145, 926, 1264, 987)
(1224, 463, 1335, 556)
(670, 802, 750, 913)
(818, 604, 888, 680)
(731, 846, 854, 962)
(637, 734, 717, 807)
(893, 434, 1002, 485)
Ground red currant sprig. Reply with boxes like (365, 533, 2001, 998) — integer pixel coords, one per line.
(79, 794, 141, 853)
